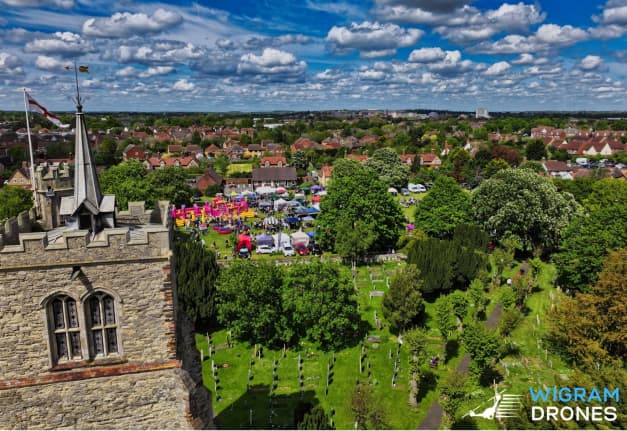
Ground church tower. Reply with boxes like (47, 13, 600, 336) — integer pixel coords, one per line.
(0, 96, 212, 428)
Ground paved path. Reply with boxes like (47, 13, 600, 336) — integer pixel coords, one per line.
(417, 303, 503, 429)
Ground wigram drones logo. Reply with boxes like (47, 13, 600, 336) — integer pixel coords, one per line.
(463, 383, 523, 420)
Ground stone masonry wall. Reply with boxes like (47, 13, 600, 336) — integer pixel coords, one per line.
(0, 368, 196, 429)
(0, 260, 174, 379)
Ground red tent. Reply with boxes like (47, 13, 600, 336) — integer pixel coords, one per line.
(237, 234, 252, 251)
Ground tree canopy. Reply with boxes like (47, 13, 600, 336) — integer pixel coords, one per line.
(382, 264, 425, 333)
(471, 168, 581, 252)
(0, 186, 33, 220)
(363, 147, 409, 189)
(413, 175, 470, 238)
(173, 237, 220, 324)
(315, 159, 404, 255)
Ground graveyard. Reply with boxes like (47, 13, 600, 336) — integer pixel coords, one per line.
(194, 256, 574, 429)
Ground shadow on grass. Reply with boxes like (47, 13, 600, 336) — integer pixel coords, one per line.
(445, 339, 460, 363)
(416, 369, 438, 403)
(214, 386, 323, 429)
(478, 366, 503, 387)
(452, 416, 479, 429)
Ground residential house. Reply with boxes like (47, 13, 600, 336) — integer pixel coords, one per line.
(399, 154, 417, 167)
(195, 168, 223, 194)
(542, 160, 574, 179)
(185, 144, 203, 157)
(318, 165, 333, 187)
(122, 144, 146, 161)
(260, 156, 287, 167)
(224, 177, 253, 196)
(7, 163, 31, 189)
(204, 144, 221, 158)
(252, 166, 298, 189)
(420, 153, 442, 168)
(264, 143, 285, 156)
(144, 157, 162, 170)
(359, 135, 378, 146)
(167, 144, 184, 154)
(247, 144, 264, 158)
(441, 143, 452, 157)
(290, 137, 319, 152)
(321, 137, 341, 150)
(531, 126, 565, 138)
(341, 136, 358, 148)
(346, 154, 368, 162)
(162, 157, 199, 168)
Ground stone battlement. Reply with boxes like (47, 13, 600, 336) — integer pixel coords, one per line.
(0, 225, 170, 269)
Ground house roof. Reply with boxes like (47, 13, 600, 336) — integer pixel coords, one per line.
(542, 160, 573, 172)
(252, 166, 297, 182)
(319, 165, 333, 177)
(346, 154, 368, 162)
(420, 153, 440, 162)
(260, 156, 287, 165)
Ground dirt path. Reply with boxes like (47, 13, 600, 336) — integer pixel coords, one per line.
(417, 302, 503, 429)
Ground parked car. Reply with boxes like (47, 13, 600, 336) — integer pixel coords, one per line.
(295, 244, 309, 256)
(282, 245, 295, 257)
(408, 183, 427, 193)
(256, 245, 274, 254)
(401, 188, 409, 196)
(238, 247, 250, 259)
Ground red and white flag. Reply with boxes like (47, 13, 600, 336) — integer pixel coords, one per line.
(26, 92, 64, 127)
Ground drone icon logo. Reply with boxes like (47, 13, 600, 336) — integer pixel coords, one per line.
(463, 382, 523, 420)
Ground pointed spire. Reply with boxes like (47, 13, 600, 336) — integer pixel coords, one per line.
(73, 105, 103, 217)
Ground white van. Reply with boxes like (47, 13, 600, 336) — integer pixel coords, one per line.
(408, 183, 426, 193)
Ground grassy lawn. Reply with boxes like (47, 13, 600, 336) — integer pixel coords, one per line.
(227, 164, 253, 176)
(394, 191, 428, 222)
(196, 262, 465, 429)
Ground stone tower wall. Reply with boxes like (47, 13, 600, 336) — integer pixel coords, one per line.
(0, 226, 213, 429)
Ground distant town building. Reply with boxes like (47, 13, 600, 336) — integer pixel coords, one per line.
(476, 108, 490, 119)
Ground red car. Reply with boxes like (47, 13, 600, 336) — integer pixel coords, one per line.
(295, 244, 309, 256)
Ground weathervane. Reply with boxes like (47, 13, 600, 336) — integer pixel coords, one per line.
(65, 63, 89, 112)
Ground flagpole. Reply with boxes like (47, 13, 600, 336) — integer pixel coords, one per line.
(22, 88, 39, 217)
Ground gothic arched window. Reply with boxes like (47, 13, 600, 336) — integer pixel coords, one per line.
(85, 293, 119, 358)
(48, 295, 82, 363)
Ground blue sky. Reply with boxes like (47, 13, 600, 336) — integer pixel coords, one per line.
(0, 0, 626, 112)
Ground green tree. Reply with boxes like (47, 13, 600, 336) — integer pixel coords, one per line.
(382, 265, 425, 333)
(0, 186, 33, 220)
(191, 130, 201, 145)
(414, 176, 471, 238)
(212, 154, 229, 177)
(99, 159, 154, 210)
(292, 150, 308, 171)
(483, 158, 510, 178)
(468, 279, 488, 317)
(147, 166, 193, 207)
(555, 203, 627, 292)
(363, 147, 409, 189)
(498, 307, 523, 337)
(315, 159, 404, 254)
(435, 295, 457, 343)
(282, 262, 360, 350)
(547, 248, 626, 369)
(472, 168, 581, 252)
(519, 160, 545, 173)
(216, 262, 288, 347)
(440, 371, 468, 425)
(449, 290, 469, 322)
(334, 218, 375, 266)
(583, 178, 627, 213)
(461, 322, 500, 374)
(297, 406, 331, 430)
(405, 328, 429, 406)
(173, 237, 220, 324)
(525, 139, 547, 160)
(351, 384, 388, 429)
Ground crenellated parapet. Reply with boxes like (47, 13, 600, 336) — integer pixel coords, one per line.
(0, 225, 170, 270)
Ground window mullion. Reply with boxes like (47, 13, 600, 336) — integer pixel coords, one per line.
(100, 298, 108, 356)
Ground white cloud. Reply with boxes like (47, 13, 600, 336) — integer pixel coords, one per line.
(25, 32, 96, 57)
(0, 52, 23, 75)
(173, 78, 195, 91)
(511, 53, 535, 65)
(139, 66, 175, 77)
(578, 55, 603, 70)
(115, 66, 137, 77)
(374, 0, 471, 14)
(238, 48, 306, 76)
(0, 0, 73, 7)
(305, 0, 367, 19)
(408, 47, 446, 62)
(359, 69, 386, 80)
(314, 69, 343, 80)
(594, 2, 627, 25)
(108, 40, 203, 64)
(34, 55, 70, 71)
(472, 24, 589, 53)
(326, 21, 423, 57)
(485, 61, 511, 75)
(82, 9, 183, 38)
(536, 24, 588, 45)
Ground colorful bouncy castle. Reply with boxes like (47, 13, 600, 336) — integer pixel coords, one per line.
(172, 197, 255, 228)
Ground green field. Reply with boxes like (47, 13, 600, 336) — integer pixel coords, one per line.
(227, 164, 253, 176)
(196, 262, 466, 429)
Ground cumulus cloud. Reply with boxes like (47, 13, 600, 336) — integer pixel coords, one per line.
(82, 9, 183, 38)
(243, 34, 312, 49)
(115, 66, 137, 77)
(34, 55, 70, 71)
(511, 53, 535, 65)
(139, 66, 175, 77)
(374, 0, 471, 14)
(326, 21, 423, 57)
(408, 47, 446, 62)
(485, 61, 511, 75)
(0, 0, 73, 7)
(359, 69, 386, 80)
(472, 24, 589, 53)
(25, 32, 97, 57)
(173, 78, 195, 91)
(107, 40, 203, 64)
(0, 52, 24, 75)
(594, 1, 627, 25)
(238, 48, 306, 77)
(578, 55, 603, 70)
